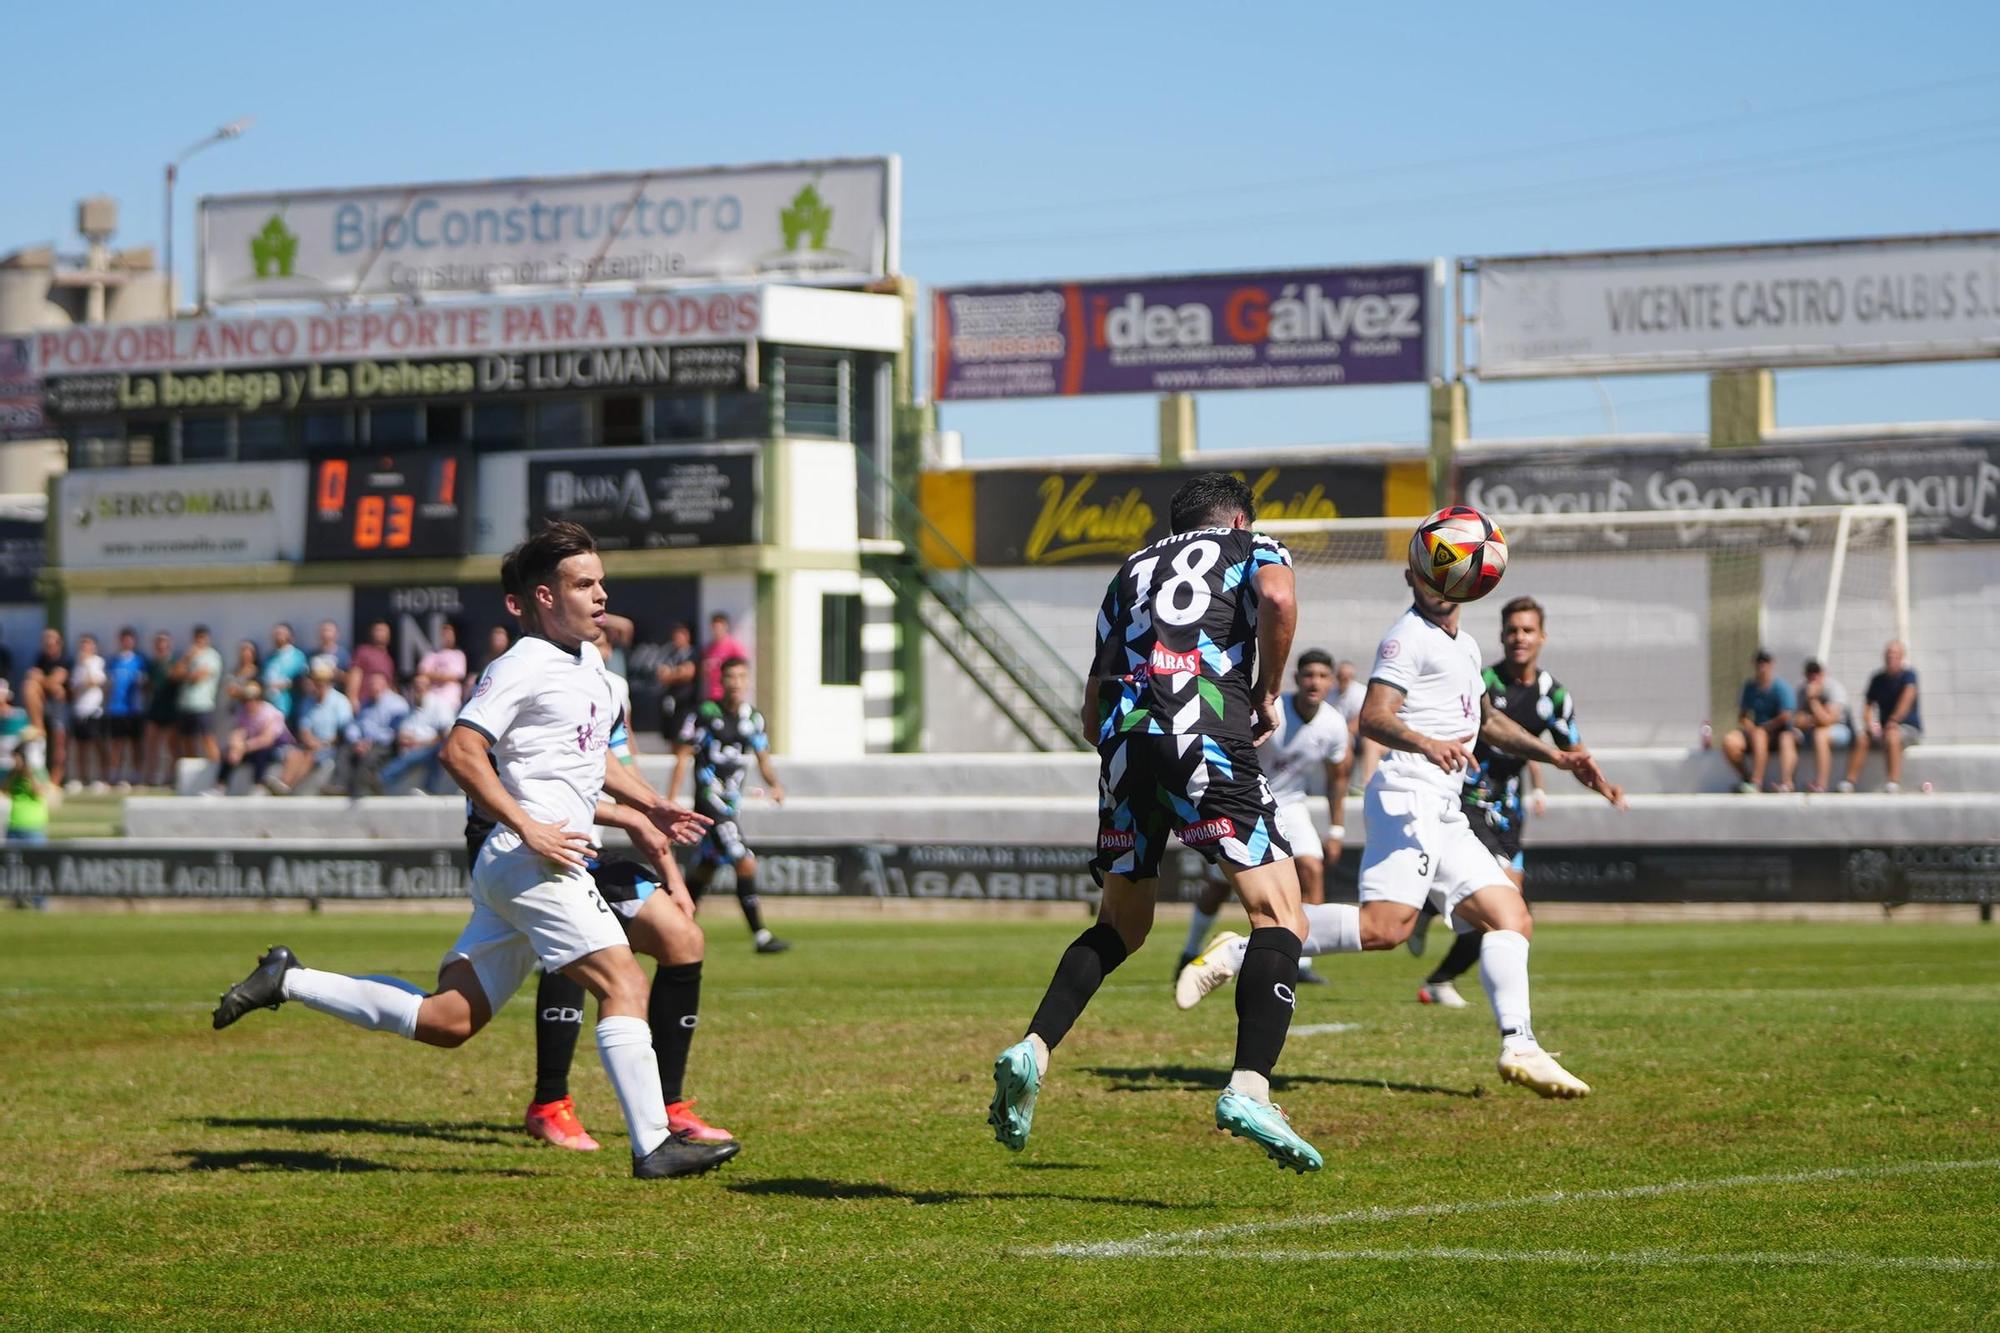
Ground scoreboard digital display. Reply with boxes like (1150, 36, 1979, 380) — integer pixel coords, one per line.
(305, 449, 470, 561)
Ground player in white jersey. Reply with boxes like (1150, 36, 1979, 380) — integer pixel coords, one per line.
(1177, 568, 1611, 1098)
(1175, 650, 1347, 990)
(212, 522, 737, 1178)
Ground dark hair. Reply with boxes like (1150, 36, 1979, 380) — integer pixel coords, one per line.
(119, 626, 137, 639)
(1804, 658, 1823, 675)
(710, 611, 731, 627)
(498, 547, 523, 599)
(1168, 472, 1256, 534)
(1499, 595, 1544, 629)
(719, 655, 749, 676)
(1296, 649, 1334, 672)
(511, 521, 597, 610)
(192, 623, 211, 638)
(1754, 648, 1774, 665)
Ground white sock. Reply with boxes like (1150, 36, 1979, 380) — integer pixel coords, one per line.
(1300, 902, 1362, 956)
(597, 1016, 670, 1158)
(1230, 1070, 1271, 1103)
(1183, 907, 1218, 957)
(280, 968, 422, 1039)
(1027, 1032, 1050, 1078)
(1478, 930, 1535, 1050)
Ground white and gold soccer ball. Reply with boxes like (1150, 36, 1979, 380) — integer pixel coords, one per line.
(1409, 505, 1508, 603)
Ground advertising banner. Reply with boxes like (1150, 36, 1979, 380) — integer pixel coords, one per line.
(198, 158, 899, 303)
(1459, 434, 2000, 543)
(528, 448, 757, 550)
(33, 290, 762, 377)
(0, 338, 43, 441)
(1474, 233, 2000, 378)
(932, 265, 1434, 401)
(42, 344, 748, 421)
(56, 461, 306, 568)
(967, 460, 1397, 565)
(5, 838, 1991, 905)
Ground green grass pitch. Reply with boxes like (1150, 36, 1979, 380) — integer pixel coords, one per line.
(2, 909, 1996, 1329)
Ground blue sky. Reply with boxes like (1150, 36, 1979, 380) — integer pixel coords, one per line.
(4, 0, 1997, 459)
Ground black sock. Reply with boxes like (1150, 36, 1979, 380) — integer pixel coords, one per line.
(736, 871, 767, 935)
(650, 961, 702, 1106)
(533, 970, 587, 1105)
(1232, 927, 1303, 1080)
(1428, 931, 1483, 986)
(1027, 923, 1128, 1050)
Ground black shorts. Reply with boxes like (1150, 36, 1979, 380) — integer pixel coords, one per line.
(176, 710, 214, 738)
(1466, 803, 1526, 869)
(106, 715, 144, 742)
(1091, 731, 1291, 884)
(70, 714, 104, 743)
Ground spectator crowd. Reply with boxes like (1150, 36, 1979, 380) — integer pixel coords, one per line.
(0, 613, 752, 801)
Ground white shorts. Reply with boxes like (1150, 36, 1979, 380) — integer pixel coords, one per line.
(443, 843, 629, 1013)
(1275, 799, 1322, 861)
(1358, 780, 1515, 927)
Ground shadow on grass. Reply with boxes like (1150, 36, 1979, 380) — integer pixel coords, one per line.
(136, 1148, 546, 1177)
(726, 1177, 1181, 1209)
(189, 1115, 520, 1146)
(1082, 1064, 1484, 1099)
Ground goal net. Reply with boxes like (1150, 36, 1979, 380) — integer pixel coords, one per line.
(1261, 505, 1912, 749)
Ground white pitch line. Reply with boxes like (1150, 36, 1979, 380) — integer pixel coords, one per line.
(1136, 1245, 2000, 1274)
(1034, 1157, 2000, 1259)
(1289, 1023, 1362, 1036)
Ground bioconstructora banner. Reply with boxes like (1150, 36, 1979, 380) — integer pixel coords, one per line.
(932, 264, 1438, 401)
(199, 157, 900, 303)
(1472, 232, 2000, 379)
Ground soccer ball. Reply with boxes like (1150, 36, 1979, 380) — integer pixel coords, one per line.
(1409, 505, 1508, 602)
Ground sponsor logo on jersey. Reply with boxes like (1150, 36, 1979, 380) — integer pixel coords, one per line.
(1178, 816, 1236, 845)
(1150, 644, 1201, 675)
(1380, 639, 1402, 661)
(1098, 829, 1136, 852)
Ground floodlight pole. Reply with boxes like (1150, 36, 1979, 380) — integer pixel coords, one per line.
(163, 117, 253, 315)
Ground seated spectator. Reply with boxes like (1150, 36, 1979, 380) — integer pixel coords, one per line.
(413, 621, 468, 715)
(349, 620, 396, 702)
(309, 620, 350, 680)
(7, 735, 55, 844)
(213, 683, 293, 795)
(1794, 658, 1852, 794)
(655, 621, 698, 745)
(1721, 649, 1797, 793)
(344, 671, 410, 796)
(1842, 640, 1922, 794)
(376, 695, 456, 794)
(279, 665, 354, 794)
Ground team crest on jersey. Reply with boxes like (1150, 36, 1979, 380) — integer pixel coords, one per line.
(474, 674, 492, 698)
(1380, 639, 1402, 661)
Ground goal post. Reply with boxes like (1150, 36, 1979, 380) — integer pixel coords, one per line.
(1260, 504, 1912, 750)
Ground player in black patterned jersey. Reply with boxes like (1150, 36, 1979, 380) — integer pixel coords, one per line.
(1411, 595, 1625, 1007)
(986, 472, 1320, 1173)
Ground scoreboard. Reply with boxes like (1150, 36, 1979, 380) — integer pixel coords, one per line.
(305, 449, 471, 561)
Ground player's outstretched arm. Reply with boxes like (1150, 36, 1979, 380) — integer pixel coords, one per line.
(669, 745, 695, 804)
(440, 723, 592, 868)
(1362, 681, 1474, 772)
(755, 751, 785, 805)
(601, 748, 711, 845)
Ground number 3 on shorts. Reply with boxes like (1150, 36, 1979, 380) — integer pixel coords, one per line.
(1415, 851, 1431, 878)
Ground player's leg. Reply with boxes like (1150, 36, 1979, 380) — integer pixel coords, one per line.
(1420, 819, 1519, 1008)
(1444, 838, 1588, 1099)
(1177, 871, 1231, 977)
(729, 846, 789, 954)
(212, 936, 498, 1048)
(990, 734, 1164, 1151)
(618, 872, 733, 1143)
(524, 968, 597, 1150)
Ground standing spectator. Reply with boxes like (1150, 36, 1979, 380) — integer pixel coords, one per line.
(701, 612, 748, 702)
(7, 736, 55, 845)
(349, 620, 396, 702)
(479, 624, 512, 674)
(261, 623, 309, 722)
(103, 628, 148, 790)
(1721, 649, 1797, 793)
(0, 679, 29, 764)
(176, 625, 226, 773)
(655, 621, 699, 745)
(1333, 657, 1369, 795)
(226, 639, 263, 706)
(278, 664, 354, 794)
(68, 633, 108, 792)
(142, 630, 181, 786)
(308, 620, 350, 679)
(413, 620, 468, 715)
(1842, 640, 1923, 794)
(1795, 659, 1853, 794)
(212, 683, 294, 795)
(24, 628, 72, 787)
(344, 671, 410, 795)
